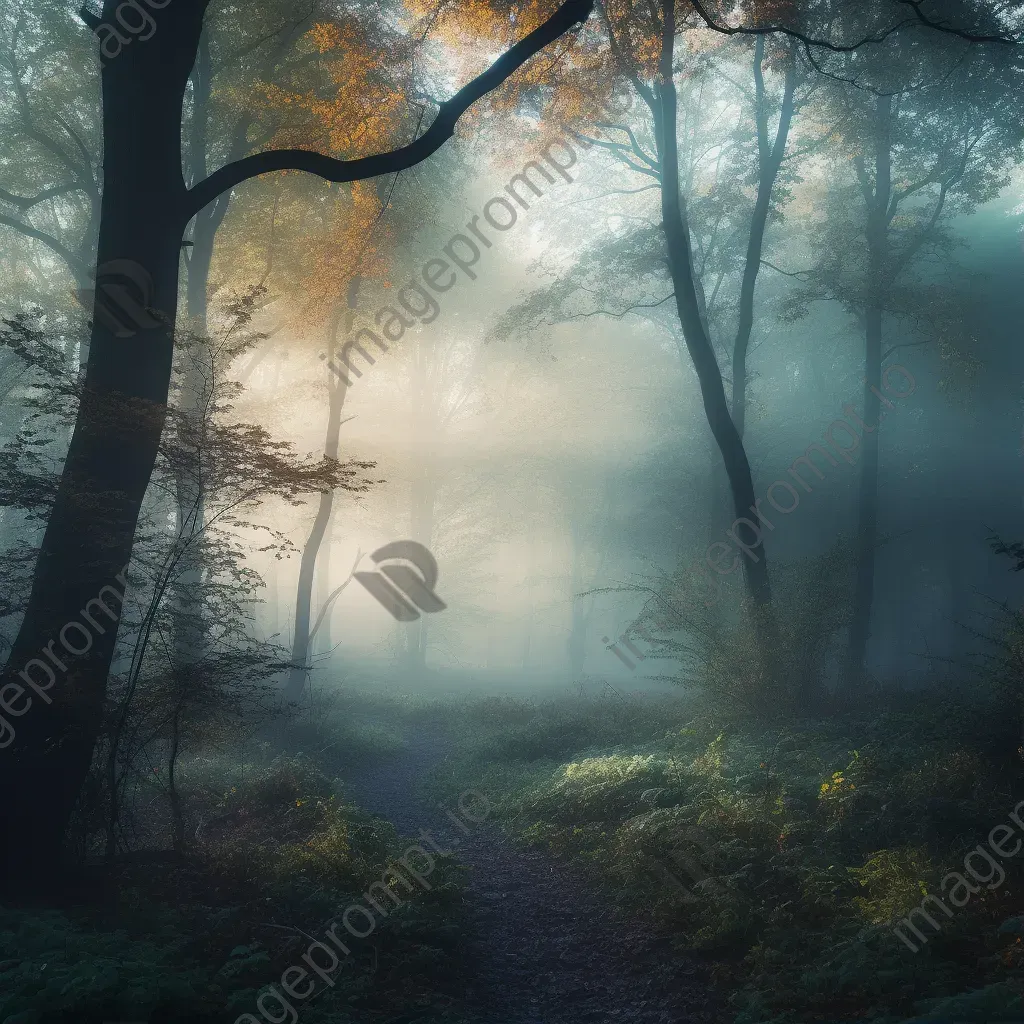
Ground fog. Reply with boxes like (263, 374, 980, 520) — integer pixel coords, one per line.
(9, 3, 1024, 1020)
(223, 151, 1024, 697)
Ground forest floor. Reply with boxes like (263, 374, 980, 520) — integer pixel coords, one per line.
(339, 708, 724, 1024)
(329, 685, 1024, 1024)
(9, 684, 1024, 1023)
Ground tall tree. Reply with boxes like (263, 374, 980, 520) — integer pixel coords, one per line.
(788, 20, 1024, 687)
(0, 0, 594, 893)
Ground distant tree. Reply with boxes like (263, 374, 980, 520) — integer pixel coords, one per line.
(783, 16, 1024, 688)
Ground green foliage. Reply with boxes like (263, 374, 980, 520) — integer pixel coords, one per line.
(0, 754, 472, 1024)
(0, 909, 218, 1023)
(436, 692, 1024, 1023)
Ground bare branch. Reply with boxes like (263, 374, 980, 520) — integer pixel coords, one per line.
(554, 293, 675, 321)
(0, 182, 82, 210)
(759, 258, 812, 279)
(593, 121, 660, 168)
(568, 183, 660, 204)
(688, 0, 1014, 49)
(573, 133, 662, 178)
(307, 547, 363, 644)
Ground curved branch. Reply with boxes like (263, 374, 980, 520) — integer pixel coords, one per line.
(568, 183, 660, 204)
(0, 182, 82, 211)
(554, 292, 675, 321)
(689, 0, 1013, 48)
(0, 212, 91, 279)
(307, 547, 363, 644)
(573, 133, 662, 177)
(185, 0, 594, 218)
(593, 121, 660, 168)
(759, 258, 812, 279)
(895, 0, 1012, 42)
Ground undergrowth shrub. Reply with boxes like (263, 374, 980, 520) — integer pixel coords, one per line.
(633, 541, 854, 714)
(437, 692, 1024, 1023)
(1, 753, 470, 1024)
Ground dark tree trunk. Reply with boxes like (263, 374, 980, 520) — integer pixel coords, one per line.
(654, 1, 773, 617)
(0, 3, 205, 892)
(0, 0, 593, 895)
(845, 94, 891, 689)
(731, 39, 796, 441)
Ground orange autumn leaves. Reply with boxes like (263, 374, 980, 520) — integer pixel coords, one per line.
(231, 0, 798, 336)
(263, 18, 411, 160)
(402, 0, 615, 148)
(243, 14, 413, 334)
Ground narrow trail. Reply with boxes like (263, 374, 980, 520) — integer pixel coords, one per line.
(341, 719, 722, 1024)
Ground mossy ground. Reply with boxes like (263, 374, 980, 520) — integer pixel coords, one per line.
(415, 688, 1024, 1024)
(0, 731, 476, 1024)
(10, 685, 1024, 1024)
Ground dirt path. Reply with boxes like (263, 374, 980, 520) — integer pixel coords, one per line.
(341, 720, 722, 1024)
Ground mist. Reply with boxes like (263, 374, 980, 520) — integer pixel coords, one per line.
(4, 1, 1024, 1022)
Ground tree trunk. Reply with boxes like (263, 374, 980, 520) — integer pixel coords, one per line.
(403, 334, 438, 676)
(167, 699, 186, 854)
(0, 0, 595, 894)
(285, 308, 349, 701)
(0, 8, 204, 891)
(316, 512, 334, 656)
(654, 2, 773, 617)
(172, 33, 235, 677)
(171, 220, 215, 676)
(845, 94, 891, 689)
(405, 471, 437, 674)
(731, 39, 796, 441)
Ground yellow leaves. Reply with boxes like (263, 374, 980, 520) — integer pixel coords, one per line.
(404, 0, 546, 48)
(309, 21, 343, 53)
(819, 767, 856, 801)
(259, 16, 408, 163)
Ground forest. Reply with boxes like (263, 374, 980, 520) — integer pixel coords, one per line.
(2, 0, 1024, 1021)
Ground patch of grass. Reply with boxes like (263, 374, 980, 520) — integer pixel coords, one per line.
(1, 754, 478, 1024)
(431, 691, 1024, 1024)
(271, 687, 410, 770)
